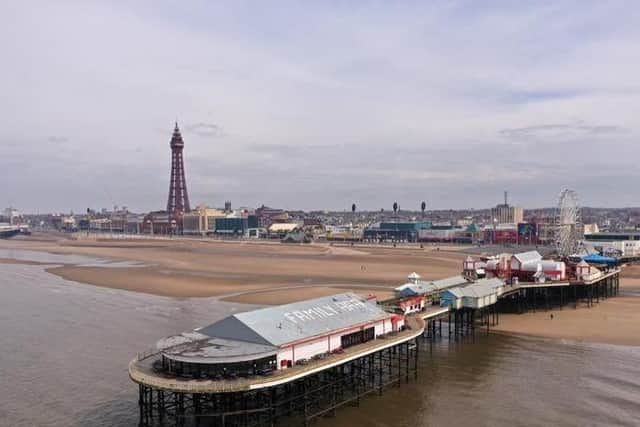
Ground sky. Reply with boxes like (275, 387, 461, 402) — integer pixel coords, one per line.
(2, 1, 640, 213)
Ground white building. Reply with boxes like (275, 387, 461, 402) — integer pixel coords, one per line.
(584, 240, 640, 257)
(441, 278, 505, 310)
(510, 251, 566, 280)
(491, 204, 523, 224)
(157, 293, 399, 374)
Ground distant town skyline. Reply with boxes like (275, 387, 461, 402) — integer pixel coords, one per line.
(2, 2, 640, 212)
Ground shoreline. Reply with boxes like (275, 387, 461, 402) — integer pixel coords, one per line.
(1, 238, 639, 347)
(488, 292, 640, 347)
(488, 329, 640, 348)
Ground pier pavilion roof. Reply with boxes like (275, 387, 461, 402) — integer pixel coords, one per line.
(199, 293, 390, 348)
(394, 275, 469, 296)
(159, 293, 390, 364)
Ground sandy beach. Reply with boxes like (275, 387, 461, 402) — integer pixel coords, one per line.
(0, 237, 464, 300)
(1, 236, 639, 346)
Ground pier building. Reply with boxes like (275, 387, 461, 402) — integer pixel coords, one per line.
(155, 293, 399, 378)
(441, 278, 505, 310)
(130, 293, 422, 427)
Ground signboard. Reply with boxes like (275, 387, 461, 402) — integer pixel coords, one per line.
(283, 298, 367, 324)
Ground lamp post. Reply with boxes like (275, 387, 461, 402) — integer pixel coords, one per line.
(86, 208, 90, 237)
(351, 203, 357, 243)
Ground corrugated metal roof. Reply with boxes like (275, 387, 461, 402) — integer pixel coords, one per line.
(473, 278, 504, 290)
(394, 282, 430, 295)
(443, 287, 466, 298)
(198, 316, 273, 346)
(394, 275, 468, 296)
(512, 251, 542, 264)
(443, 278, 505, 300)
(429, 275, 469, 290)
(463, 287, 495, 299)
(160, 332, 278, 364)
(202, 293, 390, 347)
(467, 278, 504, 296)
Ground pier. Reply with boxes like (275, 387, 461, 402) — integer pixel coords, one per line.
(130, 315, 423, 426)
(130, 268, 622, 427)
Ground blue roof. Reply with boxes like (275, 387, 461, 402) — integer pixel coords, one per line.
(582, 254, 618, 265)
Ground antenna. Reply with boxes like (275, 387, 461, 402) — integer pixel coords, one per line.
(504, 190, 508, 206)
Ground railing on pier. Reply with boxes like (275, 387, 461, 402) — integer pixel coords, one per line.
(136, 348, 160, 362)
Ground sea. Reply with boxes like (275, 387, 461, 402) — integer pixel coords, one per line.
(0, 249, 639, 427)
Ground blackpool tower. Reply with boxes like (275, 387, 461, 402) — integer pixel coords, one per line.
(166, 122, 191, 214)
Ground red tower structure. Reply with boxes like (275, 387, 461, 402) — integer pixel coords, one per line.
(166, 122, 191, 215)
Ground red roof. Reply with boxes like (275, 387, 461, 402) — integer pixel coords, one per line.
(391, 314, 404, 322)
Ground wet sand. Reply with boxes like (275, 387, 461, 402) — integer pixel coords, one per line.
(222, 285, 396, 305)
(2, 237, 640, 346)
(493, 271, 640, 346)
(0, 238, 465, 300)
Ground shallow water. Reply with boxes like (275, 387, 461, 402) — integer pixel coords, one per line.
(0, 256, 256, 427)
(1, 252, 639, 427)
(0, 248, 147, 267)
(323, 336, 640, 427)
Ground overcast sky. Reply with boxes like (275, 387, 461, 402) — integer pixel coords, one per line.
(2, 1, 640, 213)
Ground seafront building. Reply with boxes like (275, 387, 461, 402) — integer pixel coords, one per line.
(182, 206, 227, 235)
(583, 231, 640, 257)
(490, 192, 524, 225)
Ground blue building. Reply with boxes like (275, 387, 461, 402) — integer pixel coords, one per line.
(215, 217, 248, 235)
(363, 222, 430, 242)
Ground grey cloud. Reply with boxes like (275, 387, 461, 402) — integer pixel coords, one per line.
(47, 136, 68, 144)
(185, 122, 225, 138)
(499, 89, 592, 105)
(499, 122, 625, 140)
(3, 2, 640, 212)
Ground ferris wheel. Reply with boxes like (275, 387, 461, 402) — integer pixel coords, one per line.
(555, 189, 582, 256)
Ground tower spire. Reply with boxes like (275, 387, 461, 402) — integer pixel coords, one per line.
(167, 123, 190, 215)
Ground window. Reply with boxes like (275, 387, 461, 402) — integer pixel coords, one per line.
(341, 327, 375, 349)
